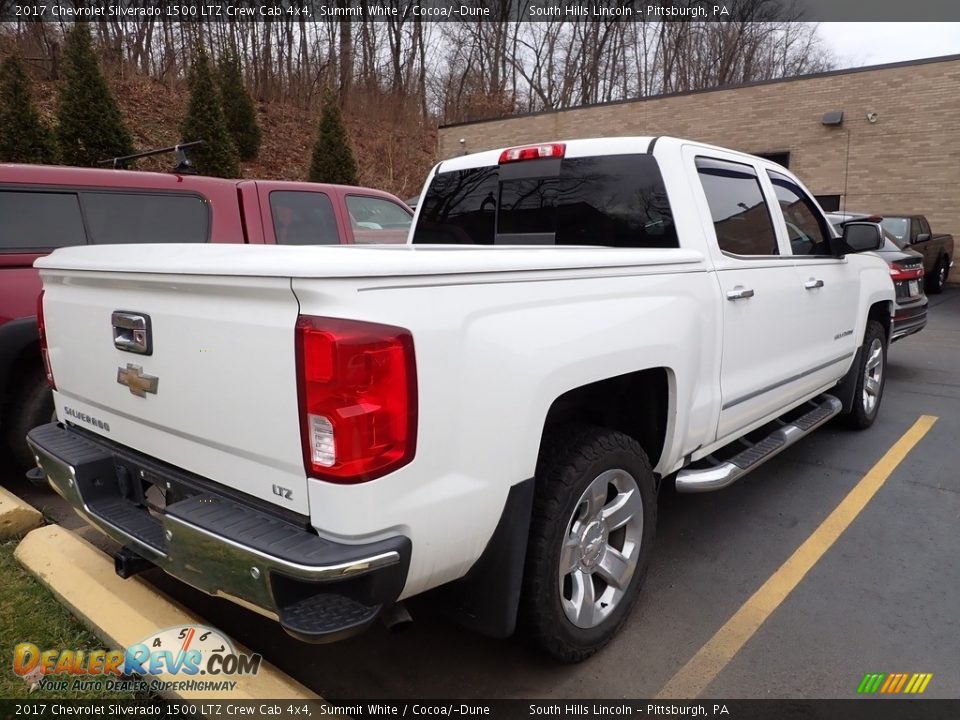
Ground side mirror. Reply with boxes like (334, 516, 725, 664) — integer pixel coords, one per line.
(916, 232, 931, 243)
(840, 222, 883, 254)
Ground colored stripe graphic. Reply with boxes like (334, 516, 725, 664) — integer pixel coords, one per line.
(857, 673, 932, 694)
(893, 674, 909, 693)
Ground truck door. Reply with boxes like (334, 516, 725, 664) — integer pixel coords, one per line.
(764, 168, 860, 394)
(686, 150, 809, 442)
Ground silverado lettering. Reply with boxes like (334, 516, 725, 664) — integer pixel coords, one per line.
(63, 406, 110, 432)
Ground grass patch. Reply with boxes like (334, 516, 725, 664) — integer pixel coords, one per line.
(0, 537, 138, 700)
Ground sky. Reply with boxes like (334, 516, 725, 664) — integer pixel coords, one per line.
(817, 23, 960, 67)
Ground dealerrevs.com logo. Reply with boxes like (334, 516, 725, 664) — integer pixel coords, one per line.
(13, 625, 261, 693)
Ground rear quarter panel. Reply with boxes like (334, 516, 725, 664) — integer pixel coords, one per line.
(293, 264, 720, 597)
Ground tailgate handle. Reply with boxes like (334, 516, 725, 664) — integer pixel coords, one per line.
(112, 312, 152, 355)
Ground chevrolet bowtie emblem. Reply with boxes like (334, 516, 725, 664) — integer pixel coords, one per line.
(117, 364, 159, 397)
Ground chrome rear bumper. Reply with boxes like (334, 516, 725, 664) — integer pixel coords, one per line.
(27, 423, 410, 642)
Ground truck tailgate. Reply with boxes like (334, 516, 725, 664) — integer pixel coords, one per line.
(39, 269, 309, 514)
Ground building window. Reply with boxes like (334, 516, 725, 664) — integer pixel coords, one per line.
(756, 151, 790, 169)
(814, 195, 842, 212)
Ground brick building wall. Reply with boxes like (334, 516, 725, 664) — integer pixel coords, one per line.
(438, 55, 960, 254)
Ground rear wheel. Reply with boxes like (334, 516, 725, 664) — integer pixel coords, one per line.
(926, 257, 948, 294)
(5, 371, 54, 471)
(521, 425, 656, 662)
(845, 321, 887, 430)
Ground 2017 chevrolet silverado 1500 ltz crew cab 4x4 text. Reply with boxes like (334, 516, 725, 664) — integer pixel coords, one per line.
(27, 137, 893, 662)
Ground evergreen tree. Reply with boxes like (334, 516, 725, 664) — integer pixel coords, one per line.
(217, 49, 261, 161)
(308, 88, 358, 185)
(56, 26, 133, 167)
(0, 55, 57, 164)
(180, 48, 240, 178)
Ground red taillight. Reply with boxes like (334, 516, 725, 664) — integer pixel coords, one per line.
(499, 143, 565, 164)
(890, 265, 923, 282)
(37, 291, 56, 390)
(295, 316, 417, 484)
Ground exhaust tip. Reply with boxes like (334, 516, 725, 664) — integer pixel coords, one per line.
(25, 466, 49, 489)
(381, 602, 413, 632)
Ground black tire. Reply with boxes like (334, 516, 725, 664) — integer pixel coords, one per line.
(926, 257, 948, 295)
(5, 370, 55, 470)
(521, 425, 657, 662)
(845, 320, 887, 430)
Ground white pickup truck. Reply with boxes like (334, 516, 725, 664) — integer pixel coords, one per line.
(28, 137, 893, 662)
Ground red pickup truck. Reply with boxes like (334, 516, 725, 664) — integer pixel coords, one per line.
(0, 163, 413, 468)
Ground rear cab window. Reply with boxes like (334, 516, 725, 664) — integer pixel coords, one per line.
(413, 153, 677, 248)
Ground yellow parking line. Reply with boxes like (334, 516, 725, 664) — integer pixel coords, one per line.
(656, 415, 938, 699)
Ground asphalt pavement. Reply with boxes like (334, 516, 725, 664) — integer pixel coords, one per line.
(4, 288, 959, 701)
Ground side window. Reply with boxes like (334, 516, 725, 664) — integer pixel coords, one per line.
(766, 171, 831, 256)
(0, 191, 86, 251)
(270, 191, 339, 245)
(910, 217, 922, 240)
(695, 157, 779, 257)
(345, 195, 412, 244)
(919, 217, 931, 236)
(81, 192, 209, 244)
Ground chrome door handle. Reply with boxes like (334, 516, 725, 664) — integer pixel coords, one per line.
(804, 279, 825, 290)
(726, 287, 755, 301)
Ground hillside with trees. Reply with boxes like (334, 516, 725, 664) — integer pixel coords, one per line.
(0, 10, 831, 197)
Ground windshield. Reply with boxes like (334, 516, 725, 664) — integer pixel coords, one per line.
(880, 217, 909, 246)
(412, 154, 677, 248)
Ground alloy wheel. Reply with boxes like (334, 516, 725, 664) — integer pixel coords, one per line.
(862, 337, 884, 415)
(559, 468, 643, 629)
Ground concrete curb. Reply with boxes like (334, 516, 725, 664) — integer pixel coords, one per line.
(15, 525, 320, 702)
(0, 485, 43, 541)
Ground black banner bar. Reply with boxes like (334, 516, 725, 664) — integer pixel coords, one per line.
(1, 0, 959, 23)
(2, 699, 960, 720)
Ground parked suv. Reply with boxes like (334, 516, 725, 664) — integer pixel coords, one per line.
(0, 163, 412, 469)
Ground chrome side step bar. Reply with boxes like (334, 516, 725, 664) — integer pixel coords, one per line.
(675, 395, 843, 493)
